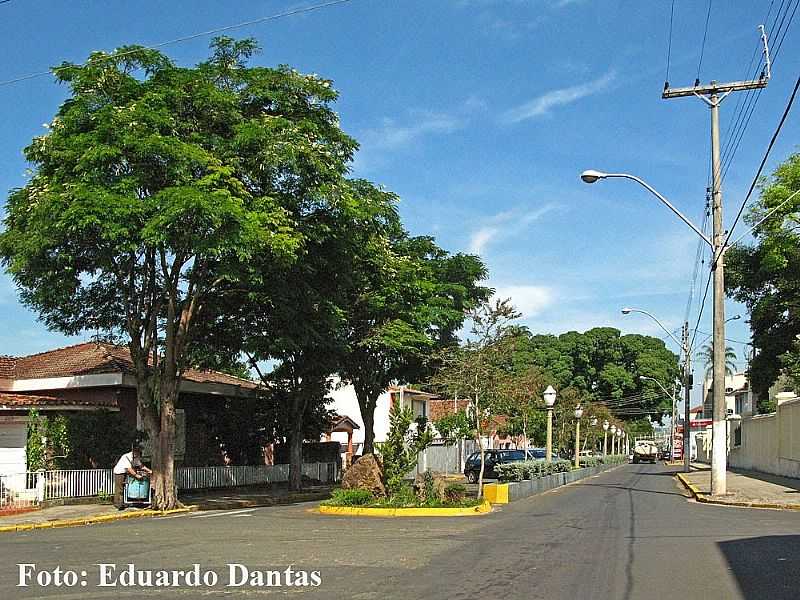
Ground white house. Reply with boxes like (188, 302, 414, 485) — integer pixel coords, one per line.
(325, 379, 437, 456)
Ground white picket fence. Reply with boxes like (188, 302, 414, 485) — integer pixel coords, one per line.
(0, 462, 338, 511)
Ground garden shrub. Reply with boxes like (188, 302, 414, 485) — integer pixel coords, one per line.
(444, 483, 467, 502)
(326, 488, 374, 506)
(578, 456, 601, 468)
(495, 459, 572, 482)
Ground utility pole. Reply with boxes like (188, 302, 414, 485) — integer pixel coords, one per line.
(662, 26, 770, 495)
(682, 322, 691, 474)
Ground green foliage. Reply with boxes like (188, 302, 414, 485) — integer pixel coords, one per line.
(444, 483, 467, 503)
(323, 488, 374, 506)
(513, 328, 680, 422)
(60, 410, 139, 469)
(726, 153, 800, 405)
(696, 343, 738, 378)
(26, 409, 70, 471)
(378, 403, 434, 495)
(494, 459, 572, 482)
(433, 410, 473, 443)
(578, 456, 601, 468)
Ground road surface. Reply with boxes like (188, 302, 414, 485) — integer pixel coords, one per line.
(1, 463, 798, 599)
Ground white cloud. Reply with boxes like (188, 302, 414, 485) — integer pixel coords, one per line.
(467, 204, 558, 255)
(501, 71, 616, 123)
(360, 111, 463, 152)
(492, 285, 554, 318)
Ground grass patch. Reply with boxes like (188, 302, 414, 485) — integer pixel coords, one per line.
(321, 485, 482, 509)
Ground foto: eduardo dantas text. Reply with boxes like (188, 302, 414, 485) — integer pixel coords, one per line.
(18, 563, 323, 588)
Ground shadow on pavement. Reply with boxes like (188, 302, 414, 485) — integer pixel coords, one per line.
(718, 535, 800, 600)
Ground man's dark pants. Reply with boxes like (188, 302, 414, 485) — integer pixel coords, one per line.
(113, 474, 126, 509)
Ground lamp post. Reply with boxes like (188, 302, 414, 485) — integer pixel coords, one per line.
(640, 375, 679, 462)
(590, 417, 598, 453)
(574, 405, 584, 469)
(583, 169, 729, 495)
(617, 429, 623, 457)
(610, 424, 617, 454)
(602, 420, 610, 457)
(544, 385, 557, 463)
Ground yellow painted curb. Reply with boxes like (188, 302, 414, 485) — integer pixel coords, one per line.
(483, 483, 509, 504)
(0, 505, 198, 534)
(318, 500, 492, 517)
(675, 473, 800, 511)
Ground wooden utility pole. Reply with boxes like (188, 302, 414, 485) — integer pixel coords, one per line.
(662, 26, 770, 495)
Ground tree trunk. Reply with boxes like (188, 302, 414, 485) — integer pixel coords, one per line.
(152, 394, 179, 510)
(288, 424, 304, 492)
(361, 408, 376, 456)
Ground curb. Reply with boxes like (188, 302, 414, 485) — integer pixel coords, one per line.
(318, 500, 492, 517)
(675, 473, 800, 511)
(0, 505, 198, 533)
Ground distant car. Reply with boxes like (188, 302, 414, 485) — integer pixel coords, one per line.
(525, 448, 547, 461)
(464, 449, 528, 483)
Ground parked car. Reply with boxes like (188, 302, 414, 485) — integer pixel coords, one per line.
(464, 449, 528, 483)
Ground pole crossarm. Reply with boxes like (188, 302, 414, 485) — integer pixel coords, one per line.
(602, 174, 713, 247)
(663, 79, 767, 98)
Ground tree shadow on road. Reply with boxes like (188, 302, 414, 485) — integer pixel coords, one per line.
(718, 535, 800, 600)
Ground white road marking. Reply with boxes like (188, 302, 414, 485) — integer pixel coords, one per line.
(189, 508, 256, 519)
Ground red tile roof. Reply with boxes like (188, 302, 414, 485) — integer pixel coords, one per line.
(0, 391, 116, 408)
(10, 342, 258, 389)
(429, 398, 470, 421)
(0, 356, 14, 379)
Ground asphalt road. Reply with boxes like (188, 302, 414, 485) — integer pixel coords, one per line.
(1, 463, 798, 599)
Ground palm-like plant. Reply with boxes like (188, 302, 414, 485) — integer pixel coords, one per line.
(697, 343, 737, 378)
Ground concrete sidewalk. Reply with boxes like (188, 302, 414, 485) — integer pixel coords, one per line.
(677, 463, 800, 509)
(0, 484, 334, 531)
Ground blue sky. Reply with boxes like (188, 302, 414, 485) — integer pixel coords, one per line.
(1, 1, 798, 388)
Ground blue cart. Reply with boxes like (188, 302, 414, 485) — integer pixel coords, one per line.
(124, 476, 152, 506)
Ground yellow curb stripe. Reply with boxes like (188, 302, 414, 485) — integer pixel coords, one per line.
(319, 500, 492, 517)
(0, 505, 198, 534)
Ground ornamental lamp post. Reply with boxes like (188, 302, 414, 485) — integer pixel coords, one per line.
(574, 405, 584, 469)
(610, 424, 617, 454)
(544, 385, 557, 463)
(590, 417, 598, 453)
(602, 420, 610, 457)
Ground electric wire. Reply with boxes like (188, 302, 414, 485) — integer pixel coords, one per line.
(696, 0, 713, 83)
(0, 0, 357, 88)
(722, 73, 800, 252)
(665, 0, 676, 85)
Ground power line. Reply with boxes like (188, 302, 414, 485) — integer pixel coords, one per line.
(0, 0, 357, 88)
(722, 73, 800, 250)
(665, 0, 676, 85)
(696, 0, 713, 83)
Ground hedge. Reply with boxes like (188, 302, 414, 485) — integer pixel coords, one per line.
(495, 454, 627, 482)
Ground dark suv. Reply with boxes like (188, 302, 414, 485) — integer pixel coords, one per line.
(464, 449, 527, 483)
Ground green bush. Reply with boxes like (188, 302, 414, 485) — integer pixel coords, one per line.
(578, 456, 601, 468)
(599, 454, 627, 465)
(324, 488, 375, 506)
(385, 483, 417, 507)
(495, 459, 572, 482)
(444, 483, 467, 502)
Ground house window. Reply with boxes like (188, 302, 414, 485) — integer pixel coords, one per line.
(411, 399, 427, 420)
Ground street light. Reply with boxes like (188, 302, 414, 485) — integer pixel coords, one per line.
(574, 405, 584, 469)
(610, 424, 617, 454)
(544, 385, 557, 463)
(583, 168, 729, 495)
(602, 420, 610, 457)
(640, 375, 679, 464)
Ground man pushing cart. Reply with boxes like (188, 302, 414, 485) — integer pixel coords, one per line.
(113, 444, 152, 510)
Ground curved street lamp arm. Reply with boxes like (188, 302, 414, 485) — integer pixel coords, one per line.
(606, 173, 714, 249)
(625, 308, 687, 353)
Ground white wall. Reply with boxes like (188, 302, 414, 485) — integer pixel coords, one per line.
(0, 418, 28, 478)
(326, 380, 392, 448)
(729, 397, 800, 479)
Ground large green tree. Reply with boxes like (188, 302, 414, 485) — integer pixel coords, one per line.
(726, 153, 800, 409)
(512, 327, 679, 424)
(0, 38, 356, 508)
(340, 226, 490, 455)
